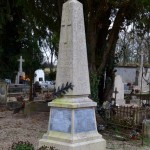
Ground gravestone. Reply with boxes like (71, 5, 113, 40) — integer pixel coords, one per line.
(15, 56, 25, 84)
(130, 96, 141, 106)
(143, 120, 150, 138)
(141, 68, 150, 92)
(0, 82, 7, 105)
(112, 75, 125, 106)
(39, 0, 106, 149)
(138, 51, 150, 92)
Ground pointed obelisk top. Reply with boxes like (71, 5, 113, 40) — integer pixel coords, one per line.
(56, 0, 90, 96)
(39, 1, 106, 149)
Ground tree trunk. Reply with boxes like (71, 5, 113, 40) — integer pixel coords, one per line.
(96, 2, 131, 103)
(56, 0, 131, 103)
(87, 15, 97, 72)
(98, 9, 125, 75)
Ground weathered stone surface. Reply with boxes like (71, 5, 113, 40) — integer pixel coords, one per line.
(39, 0, 106, 149)
(113, 75, 125, 106)
(143, 119, 150, 138)
(39, 138, 106, 150)
(138, 51, 150, 92)
(49, 96, 97, 108)
(0, 82, 7, 105)
(74, 108, 96, 133)
(56, 0, 90, 96)
(16, 56, 25, 84)
(49, 107, 96, 134)
(50, 108, 71, 133)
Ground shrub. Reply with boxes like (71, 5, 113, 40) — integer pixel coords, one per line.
(10, 141, 59, 150)
(11, 141, 34, 150)
(38, 145, 59, 150)
(90, 72, 100, 103)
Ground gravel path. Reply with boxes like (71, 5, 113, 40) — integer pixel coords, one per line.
(0, 109, 48, 150)
(0, 107, 149, 150)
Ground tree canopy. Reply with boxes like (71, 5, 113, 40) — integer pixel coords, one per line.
(0, 0, 150, 103)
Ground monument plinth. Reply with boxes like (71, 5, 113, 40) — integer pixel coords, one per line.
(39, 0, 106, 149)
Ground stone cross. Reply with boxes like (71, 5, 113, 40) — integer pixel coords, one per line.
(18, 56, 25, 73)
(15, 56, 25, 84)
(113, 87, 118, 106)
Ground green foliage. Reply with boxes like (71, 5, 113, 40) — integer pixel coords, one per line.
(10, 141, 59, 150)
(90, 72, 100, 103)
(38, 145, 59, 150)
(0, 0, 150, 103)
(143, 137, 150, 147)
(0, 1, 11, 27)
(11, 141, 34, 150)
(0, 1, 23, 79)
(0, 0, 58, 80)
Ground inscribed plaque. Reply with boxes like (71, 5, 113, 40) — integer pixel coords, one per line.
(50, 108, 71, 133)
(74, 108, 96, 133)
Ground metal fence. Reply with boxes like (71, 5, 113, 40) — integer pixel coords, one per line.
(106, 106, 150, 128)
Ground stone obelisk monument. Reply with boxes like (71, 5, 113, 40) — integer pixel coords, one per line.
(39, 0, 106, 149)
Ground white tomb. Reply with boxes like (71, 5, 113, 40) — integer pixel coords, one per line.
(39, 0, 106, 149)
(34, 69, 45, 84)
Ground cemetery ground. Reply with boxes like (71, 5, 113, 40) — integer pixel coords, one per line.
(0, 106, 149, 150)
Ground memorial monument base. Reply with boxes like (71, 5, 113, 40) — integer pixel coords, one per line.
(39, 97, 106, 150)
(39, 134, 105, 150)
(39, 0, 106, 149)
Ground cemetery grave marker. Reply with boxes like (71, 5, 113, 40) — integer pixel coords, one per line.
(39, 0, 106, 149)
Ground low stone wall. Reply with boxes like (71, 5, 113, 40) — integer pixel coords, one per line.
(24, 101, 50, 115)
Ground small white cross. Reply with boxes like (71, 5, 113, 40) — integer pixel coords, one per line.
(18, 56, 25, 73)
